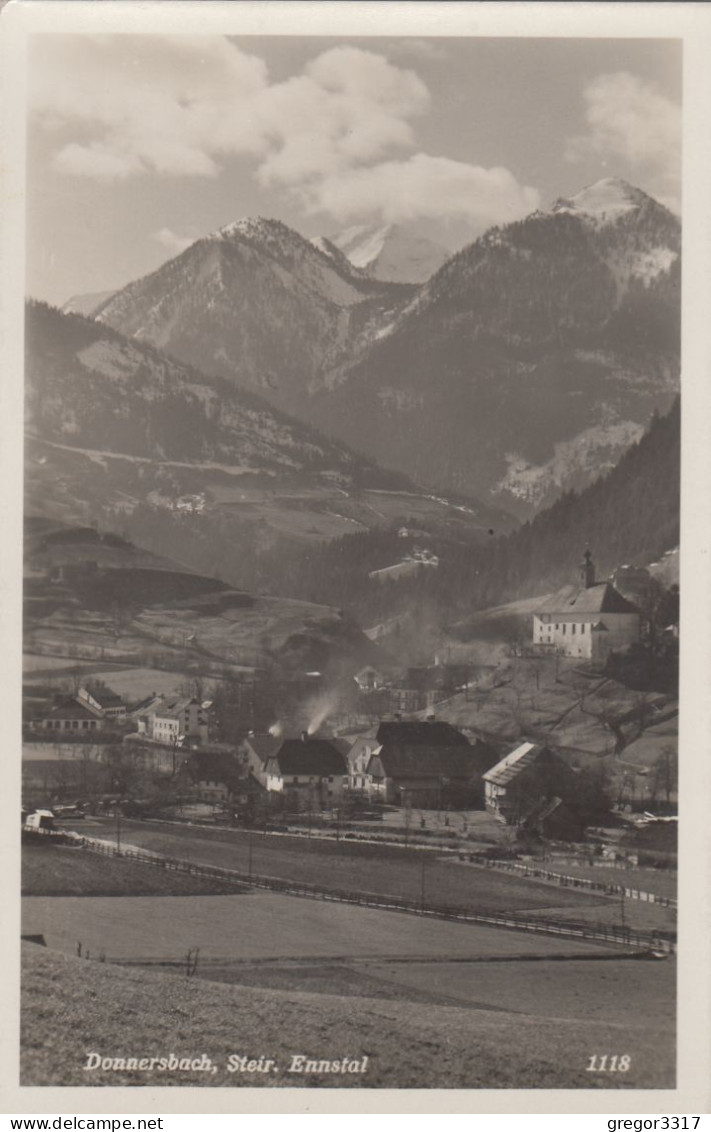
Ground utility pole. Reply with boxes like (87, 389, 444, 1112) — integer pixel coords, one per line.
(420, 855, 426, 911)
(248, 830, 253, 878)
(116, 808, 121, 855)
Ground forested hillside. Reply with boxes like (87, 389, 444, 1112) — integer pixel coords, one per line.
(277, 399, 680, 625)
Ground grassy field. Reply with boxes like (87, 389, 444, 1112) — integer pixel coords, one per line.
(21, 943, 674, 1088)
(21, 842, 249, 897)
(541, 861, 677, 900)
(528, 901, 676, 933)
(71, 818, 616, 918)
(21, 892, 622, 963)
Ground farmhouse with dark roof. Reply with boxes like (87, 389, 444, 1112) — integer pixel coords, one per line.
(264, 734, 348, 804)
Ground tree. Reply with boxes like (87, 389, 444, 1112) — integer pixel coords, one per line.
(651, 744, 678, 806)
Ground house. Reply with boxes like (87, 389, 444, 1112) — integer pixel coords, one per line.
(32, 696, 104, 734)
(24, 809, 55, 832)
(347, 733, 382, 791)
(78, 684, 126, 720)
(483, 742, 576, 823)
(350, 717, 497, 808)
(532, 550, 640, 660)
(353, 666, 385, 693)
(366, 741, 497, 809)
(264, 734, 348, 806)
(237, 732, 282, 787)
(389, 669, 440, 714)
(181, 750, 245, 804)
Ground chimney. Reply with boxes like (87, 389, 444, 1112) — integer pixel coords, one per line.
(580, 549, 595, 589)
(301, 730, 308, 742)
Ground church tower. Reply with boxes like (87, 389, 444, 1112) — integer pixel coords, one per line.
(580, 548, 595, 589)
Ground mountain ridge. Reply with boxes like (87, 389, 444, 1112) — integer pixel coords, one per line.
(307, 180, 680, 511)
(94, 217, 416, 416)
(25, 300, 513, 598)
(70, 179, 680, 514)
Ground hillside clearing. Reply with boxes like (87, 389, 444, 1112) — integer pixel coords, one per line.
(21, 944, 674, 1088)
(22, 843, 250, 897)
(21, 893, 622, 964)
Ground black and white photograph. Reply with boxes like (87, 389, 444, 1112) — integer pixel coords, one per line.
(3, 0, 711, 1110)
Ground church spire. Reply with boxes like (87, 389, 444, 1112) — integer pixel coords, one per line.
(580, 548, 595, 589)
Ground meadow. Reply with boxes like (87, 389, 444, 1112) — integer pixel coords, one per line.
(71, 817, 648, 924)
(21, 943, 675, 1089)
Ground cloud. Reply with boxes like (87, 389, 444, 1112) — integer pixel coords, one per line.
(31, 35, 539, 232)
(152, 227, 197, 256)
(31, 37, 426, 183)
(54, 143, 145, 181)
(31, 35, 271, 179)
(303, 154, 541, 226)
(567, 72, 681, 187)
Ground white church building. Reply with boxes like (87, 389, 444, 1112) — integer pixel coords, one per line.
(532, 550, 641, 661)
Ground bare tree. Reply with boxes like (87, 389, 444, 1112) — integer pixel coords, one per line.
(652, 744, 678, 806)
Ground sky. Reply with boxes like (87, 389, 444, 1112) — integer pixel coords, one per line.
(26, 34, 682, 306)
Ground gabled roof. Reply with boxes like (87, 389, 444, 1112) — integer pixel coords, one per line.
(483, 742, 547, 788)
(270, 738, 347, 777)
(241, 733, 282, 763)
(154, 696, 201, 720)
(81, 685, 123, 708)
(127, 693, 164, 716)
(376, 720, 469, 747)
(42, 697, 103, 721)
(536, 582, 639, 616)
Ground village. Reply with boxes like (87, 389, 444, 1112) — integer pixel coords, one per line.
(22, 550, 679, 877)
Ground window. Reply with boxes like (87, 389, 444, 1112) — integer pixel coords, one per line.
(562, 625, 566, 634)
(572, 624, 576, 635)
(328, 776, 334, 783)
(82, 721, 88, 729)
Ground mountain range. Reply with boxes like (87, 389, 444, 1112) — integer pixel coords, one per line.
(88, 179, 680, 515)
(91, 217, 415, 421)
(307, 179, 680, 512)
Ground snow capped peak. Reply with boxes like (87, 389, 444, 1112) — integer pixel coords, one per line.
(551, 179, 653, 224)
(214, 216, 288, 242)
(331, 224, 392, 271)
(328, 222, 450, 284)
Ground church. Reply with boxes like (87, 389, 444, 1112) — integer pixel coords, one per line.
(532, 550, 641, 661)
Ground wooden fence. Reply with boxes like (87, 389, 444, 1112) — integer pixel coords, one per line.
(462, 856, 677, 909)
(42, 829, 675, 955)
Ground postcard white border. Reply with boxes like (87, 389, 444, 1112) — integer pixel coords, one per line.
(1, 0, 710, 1116)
